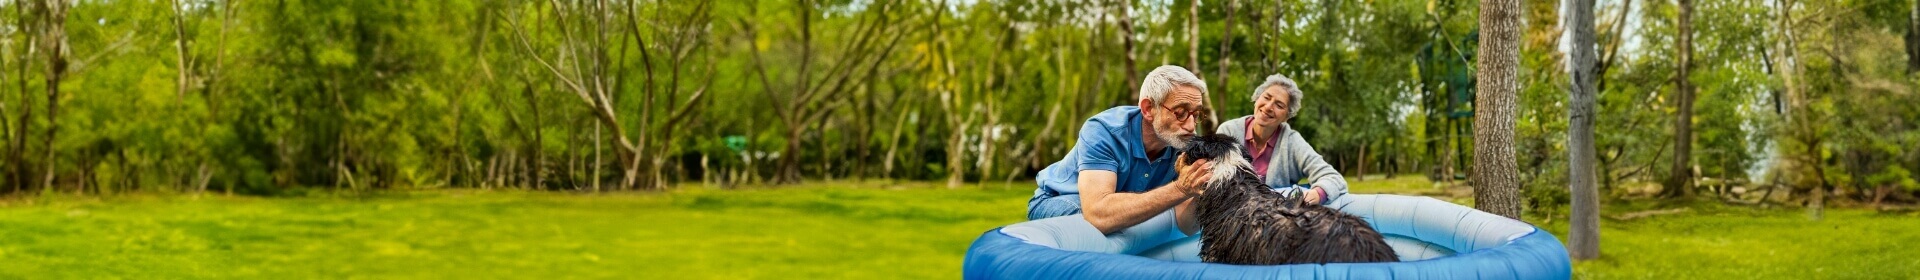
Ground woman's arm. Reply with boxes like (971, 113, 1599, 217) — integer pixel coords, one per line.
(1286, 131, 1349, 203)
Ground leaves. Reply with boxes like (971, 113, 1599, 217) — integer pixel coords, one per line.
(0, 0, 1909, 197)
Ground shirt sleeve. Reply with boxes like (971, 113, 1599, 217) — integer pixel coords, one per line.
(1076, 121, 1121, 172)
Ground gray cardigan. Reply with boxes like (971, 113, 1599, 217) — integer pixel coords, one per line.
(1216, 116, 1350, 202)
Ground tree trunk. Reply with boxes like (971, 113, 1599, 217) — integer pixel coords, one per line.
(1118, 0, 1139, 99)
(1565, 0, 1602, 260)
(780, 125, 803, 184)
(1769, 0, 1820, 220)
(525, 77, 545, 189)
(1212, 0, 1234, 131)
(855, 82, 875, 179)
(593, 123, 602, 192)
(1472, 0, 1523, 219)
(1663, 0, 1696, 199)
(8, 0, 32, 193)
(946, 120, 968, 189)
(882, 92, 911, 177)
(1808, 180, 1825, 220)
(1442, 118, 1455, 184)
(171, 0, 193, 100)
(1908, 0, 1920, 73)
(1188, 0, 1199, 74)
(1356, 144, 1368, 181)
(38, 0, 67, 191)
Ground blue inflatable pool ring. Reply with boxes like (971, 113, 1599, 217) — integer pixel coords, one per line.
(962, 194, 1572, 279)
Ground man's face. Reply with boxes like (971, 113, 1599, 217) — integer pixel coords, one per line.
(1148, 85, 1205, 149)
(1252, 87, 1291, 128)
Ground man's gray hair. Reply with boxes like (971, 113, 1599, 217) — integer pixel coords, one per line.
(1138, 65, 1209, 104)
(1253, 74, 1303, 119)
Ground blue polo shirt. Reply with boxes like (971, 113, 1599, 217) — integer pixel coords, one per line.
(1032, 106, 1180, 199)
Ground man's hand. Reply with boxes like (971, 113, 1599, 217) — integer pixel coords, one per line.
(1171, 154, 1213, 197)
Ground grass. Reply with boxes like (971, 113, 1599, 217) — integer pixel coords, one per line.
(0, 178, 1914, 279)
(0, 181, 1034, 279)
(1346, 175, 1920, 279)
(1545, 200, 1920, 279)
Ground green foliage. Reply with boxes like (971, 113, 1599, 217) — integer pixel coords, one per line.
(0, 0, 1908, 200)
(1866, 166, 1919, 192)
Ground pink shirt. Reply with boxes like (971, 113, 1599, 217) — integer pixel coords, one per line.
(1245, 124, 1280, 178)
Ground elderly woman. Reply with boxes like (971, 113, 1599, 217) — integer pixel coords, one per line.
(1215, 74, 1349, 205)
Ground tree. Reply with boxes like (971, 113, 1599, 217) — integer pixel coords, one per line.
(745, 0, 907, 185)
(1188, 0, 1200, 74)
(1213, 0, 1235, 131)
(1116, 0, 1139, 98)
(1909, 0, 1919, 73)
(502, 0, 715, 190)
(1662, 0, 1696, 199)
(168, 0, 238, 193)
(501, 0, 641, 189)
(33, 0, 68, 191)
(5, 0, 35, 192)
(1564, 0, 1601, 260)
(1474, 0, 1523, 219)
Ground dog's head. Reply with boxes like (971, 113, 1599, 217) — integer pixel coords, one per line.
(1179, 134, 1254, 186)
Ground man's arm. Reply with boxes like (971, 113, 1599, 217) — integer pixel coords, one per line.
(1079, 158, 1210, 234)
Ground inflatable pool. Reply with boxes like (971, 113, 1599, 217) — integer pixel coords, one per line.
(963, 194, 1571, 279)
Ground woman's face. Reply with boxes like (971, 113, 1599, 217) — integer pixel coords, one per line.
(1253, 87, 1291, 128)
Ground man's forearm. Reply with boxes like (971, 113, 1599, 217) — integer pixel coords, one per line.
(1083, 184, 1192, 234)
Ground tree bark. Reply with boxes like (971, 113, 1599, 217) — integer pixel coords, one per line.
(38, 0, 67, 191)
(749, 0, 898, 185)
(1117, 0, 1139, 99)
(505, 0, 647, 190)
(1212, 0, 1234, 130)
(1356, 144, 1368, 181)
(170, 0, 193, 100)
(1473, 0, 1523, 219)
(1565, 0, 1602, 260)
(524, 76, 544, 189)
(1188, 0, 1200, 74)
(1769, 0, 1822, 220)
(779, 0, 815, 185)
(7, 0, 32, 193)
(942, 40, 969, 189)
(1908, 0, 1920, 73)
(1663, 0, 1696, 199)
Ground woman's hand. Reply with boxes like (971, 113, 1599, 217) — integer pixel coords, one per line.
(1303, 186, 1325, 204)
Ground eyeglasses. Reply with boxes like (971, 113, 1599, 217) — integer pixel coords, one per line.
(1156, 102, 1203, 122)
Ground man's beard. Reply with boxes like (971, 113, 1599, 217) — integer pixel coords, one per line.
(1154, 123, 1189, 149)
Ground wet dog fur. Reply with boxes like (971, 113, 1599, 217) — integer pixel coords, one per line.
(1181, 134, 1397, 265)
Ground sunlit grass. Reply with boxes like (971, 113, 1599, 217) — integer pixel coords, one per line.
(1550, 201, 1920, 279)
(0, 178, 1913, 279)
(0, 182, 1032, 279)
(1345, 174, 1451, 196)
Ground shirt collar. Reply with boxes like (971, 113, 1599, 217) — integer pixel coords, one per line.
(1127, 108, 1170, 161)
(1245, 121, 1287, 152)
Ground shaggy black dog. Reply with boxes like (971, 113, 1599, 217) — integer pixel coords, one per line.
(1181, 134, 1397, 265)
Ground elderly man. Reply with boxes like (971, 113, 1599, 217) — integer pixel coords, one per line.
(1215, 74, 1349, 205)
(1027, 65, 1214, 235)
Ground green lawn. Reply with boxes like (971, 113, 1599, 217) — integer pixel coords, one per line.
(1545, 201, 1920, 279)
(0, 178, 1914, 279)
(0, 182, 1034, 279)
